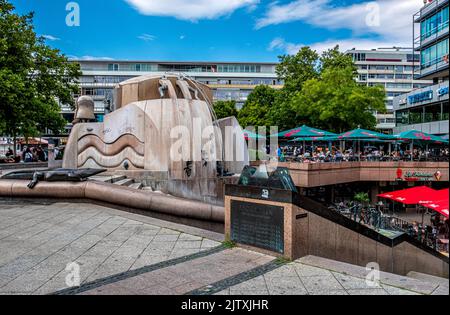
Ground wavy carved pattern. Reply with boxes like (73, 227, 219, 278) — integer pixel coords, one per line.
(78, 134, 144, 156)
(78, 146, 144, 169)
(79, 157, 143, 170)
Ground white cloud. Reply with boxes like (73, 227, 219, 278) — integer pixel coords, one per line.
(257, 0, 422, 42)
(138, 33, 157, 41)
(125, 0, 259, 21)
(269, 38, 303, 54)
(269, 37, 412, 55)
(262, 0, 423, 54)
(42, 34, 60, 41)
(68, 55, 114, 61)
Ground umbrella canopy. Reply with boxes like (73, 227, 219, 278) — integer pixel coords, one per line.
(378, 186, 437, 205)
(243, 130, 266, 140)
(394, 130, 448, 144)
(422, 200, 449, 218)
(289, 136, 335, 142)
(271, 125, 336, 138)
(337, 128, 394, 140)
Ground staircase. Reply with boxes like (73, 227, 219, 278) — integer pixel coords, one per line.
(298, 256, 449, 295)
(89, 175, 143, 190)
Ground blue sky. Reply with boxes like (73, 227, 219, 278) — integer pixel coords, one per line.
(11, 0, 424, 62)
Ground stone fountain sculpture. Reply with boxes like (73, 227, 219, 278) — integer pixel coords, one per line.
(63, 75, 249, 204)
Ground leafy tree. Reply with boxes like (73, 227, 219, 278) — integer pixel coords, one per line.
(276, 46, 319, 95)
(292, 67, 386, 133)
(240, 44, 386, 132)
(0, 0, 81, 152)
(320, 45, 357, 75)
(238, 85, 278, 128)
(213, 100, 238, 120)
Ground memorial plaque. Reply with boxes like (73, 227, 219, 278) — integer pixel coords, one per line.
(230, 200, 284, 254)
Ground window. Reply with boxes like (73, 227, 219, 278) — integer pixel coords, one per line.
(421, 6, 449, 41)
(424, 103, 442, 122)
(421, 38, 449, 68)
(108, 64, 119, 71)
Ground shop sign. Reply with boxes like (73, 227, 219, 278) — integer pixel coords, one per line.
(396, 168, 441, 181)
(408, 90, 433, 104)
(437, 86, 449, 97)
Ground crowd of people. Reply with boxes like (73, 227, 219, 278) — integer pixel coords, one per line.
(0, 146, 48, 164)
(275, 144, 449, 163)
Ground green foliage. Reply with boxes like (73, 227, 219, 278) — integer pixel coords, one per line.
(213, 100, 238, 120)
(222, 239, 236, 249)
(238, 45, 386, 133)
(292, 67, 386, 132)
(0, 0, 81, 139)
(275, 256, 292, 265)
(238, 85, 278, 128)
(276, 46, 319, 94)
(354, 192, 370, 205)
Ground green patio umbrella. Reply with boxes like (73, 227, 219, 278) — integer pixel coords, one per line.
(336, 128, 394, 140)
(289, 136, 337, 142)
(335, 128, 394, 160)
(271, 125, 336, 138)
(394, 130, 449, 144)
(394, 130, 449, 161)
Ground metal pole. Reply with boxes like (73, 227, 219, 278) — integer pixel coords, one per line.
(411, 140, 414, 161)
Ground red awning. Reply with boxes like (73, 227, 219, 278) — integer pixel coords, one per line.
(422, 200, 449, 218)
(418, 188, 449, 206)
(378, 186, 437, 205)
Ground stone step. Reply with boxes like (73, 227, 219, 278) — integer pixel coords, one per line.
(297, 255, 444, 295)
(113, 178, 135, 187)
(129, 182, 143, 190)
(406, 271, 449, 295)
(90, 175, 126, 184)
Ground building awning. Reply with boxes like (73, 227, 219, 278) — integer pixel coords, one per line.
(379, 187, 449, 218)
(378, 186, 437, 205)
(422, 200, 449, 218)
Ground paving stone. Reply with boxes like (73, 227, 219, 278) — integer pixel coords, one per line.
(382, 284, 421, 295)
(332, 272, 382, 290)
(300, 275, 344, 294)
(347, 288, 389, 295)
(173, 241, 202, 249)
(265, 276, 308, 295)
(294, 263, 332, 278)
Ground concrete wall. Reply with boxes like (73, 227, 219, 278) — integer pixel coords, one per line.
(294, 204, 449, 278)
(224, 193, 449, 278)
(252, 161, 449, 188)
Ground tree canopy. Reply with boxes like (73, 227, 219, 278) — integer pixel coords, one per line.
(0, 0, 81, 141)
(213, 100, 238, 120)
(237, 45, 387, 132)
(238, 85, 278, 128)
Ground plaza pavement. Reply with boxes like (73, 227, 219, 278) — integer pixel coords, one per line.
(0, 200, 447, 295)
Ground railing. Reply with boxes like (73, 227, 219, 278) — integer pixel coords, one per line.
(328, 203, 449, 254)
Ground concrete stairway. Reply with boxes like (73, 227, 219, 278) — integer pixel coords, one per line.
(406, 271, 449, 295)
(297, 255, 449, 295)
(89, 175, 143, 190)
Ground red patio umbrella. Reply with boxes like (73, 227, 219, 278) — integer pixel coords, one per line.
(378, 186, 437, 205)
(418, 188, 449, 205)
(422, 200, 449, 218)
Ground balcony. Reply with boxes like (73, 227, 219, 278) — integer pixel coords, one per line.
(414, 0, 449, 23)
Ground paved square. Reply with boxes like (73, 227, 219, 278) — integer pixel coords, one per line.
(0, 200, 447, 295)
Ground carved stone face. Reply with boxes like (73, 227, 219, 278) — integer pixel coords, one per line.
(75, 96, 96, 121)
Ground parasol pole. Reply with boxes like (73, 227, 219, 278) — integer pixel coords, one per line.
(410, 140, 414, 161)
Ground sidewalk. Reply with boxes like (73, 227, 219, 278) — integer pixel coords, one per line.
(0, 200, 447, 295)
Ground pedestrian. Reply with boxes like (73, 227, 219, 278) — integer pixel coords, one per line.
(24, 147, 34, 163)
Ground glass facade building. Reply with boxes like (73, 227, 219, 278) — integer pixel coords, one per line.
(346, 48, 432, 133)
(393, 0, 449, 136)
(60, 60, 280, 132)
